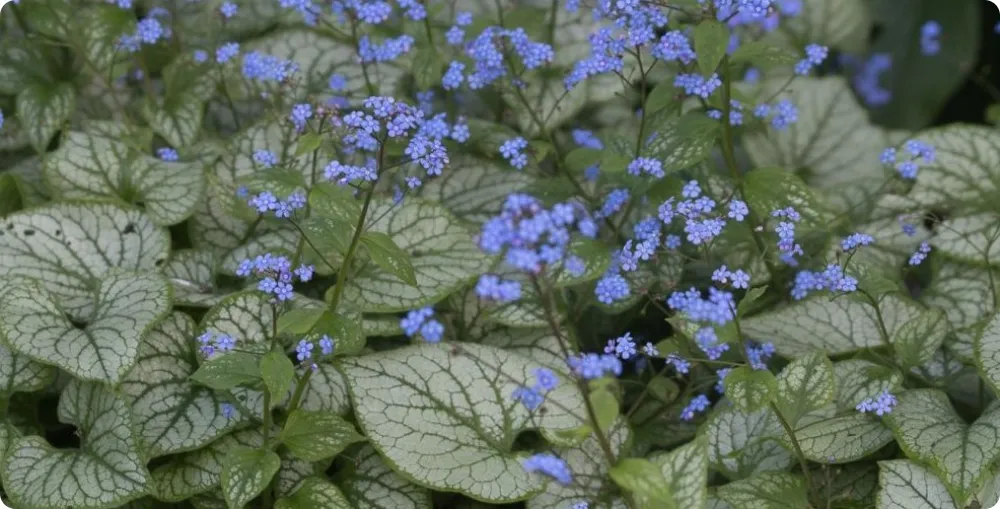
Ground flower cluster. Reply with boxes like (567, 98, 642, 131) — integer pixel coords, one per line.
(499, 137, 529, 170)
(667, 286, 736, 359)
(772, 207, 804, 265)
(753, 99, 799, 130)
(795, 44, 829, 75)
(512, 368, 559, 411)
(452, 27, 554, 90)
(604, 332, 637, 360)
(117, 16, 170, 53)
(478, 194, 597, 274)
(841, 232, 875, 251)
(909, 241, 931, 266)
(844, 53, 893, 106)
(235, 254, 314, 302)
(247, 189, 307, 218)
(400, 307, 444, 343)
(711, 265, 751, 289)
(790, 264, 858, 300)
(881, 140, 935, 180)
(920, 21, 942, 56)
(746, 342, 776, 370)
(294, 335, 335, 370)
(242, 51, 299, 83)
(566, 353, 623, 380)
(681, 394, 711, 421)
(474, 274, 522, 303)
(197, 331, 236, 358)
(522, 453, 572, 485)
(675, 73, 722, 98)
(856, 390, 898, 416)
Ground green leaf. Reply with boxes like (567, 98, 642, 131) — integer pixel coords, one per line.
(292, 363, 351, 416)
(418, 155, 534, 224)
(724, 367, 777, 412)
(694, 20, 729, 75)
(76, 4, 136, 73)
(781, 0, 871, 53)
(294, 133, 324, 156)
(930, 213, 1000, 265)
(651, 435, 709, 509)
(706, 406, 792, 480)
(220, 447, 281, 509)
(730, 41, 798, 69)
(794, 412, 894, 464)
(975, 312, 1000, 398)
(2, 381, 150, 509)
(738, 286, 768, 315)
(0, 202, 169, 320)
(743, 167, 834, 228)
(121, 313, 245, 458)
(877, 460, 958, 509)
(190, 352, 262, 391)
(279, 410, 365, 461)
(340, 342, 584, 502)
(165, 250, 224, 308)
(142, 55, 215, 148)
(43, 126, 206, 226)
(0, 174, 25, 217)
(868, 0, 980, 129)
(151, 429, 263, 501)
(16, 81, 75, 152)
(278, 308, 327, 336)
(883, 389, 1000, 506)
(0, 272, 170, 385)
(715, 472, 809, 509)
(589, 389, 619, 434)
(644, 80, 679, 117)
(338, 444, 432, 509)
(744, 77, 890, 209)
(892, 308, 949, 369)
(773, 353, 834, 427)
(526, 423, 630, 508)
(609, 458, 676, 509)
(924, 262, 1000, 358)
(301, 216, 354, 258)
(276, 477, 354, 509)
(362, 231, 418, 287)
(261, 352, 296, 407)
(339, 199, 491, 312)
(742, 294, 923, 357)
(0, 42, 55, 95)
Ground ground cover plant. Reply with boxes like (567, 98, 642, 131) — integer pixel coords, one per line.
(1, 0, 1000, 508)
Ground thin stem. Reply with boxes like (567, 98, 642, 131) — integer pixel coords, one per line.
(770, 401, 815, 495)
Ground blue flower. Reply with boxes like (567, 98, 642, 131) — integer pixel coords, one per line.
(221, 403, 236, 419)
(512, 386, 544, 410)
(909, 242, 931, 266)
(571, 129, 604, 150)
(253, 150, 279, 168)
(567, 353, 622, 380)
(856, 390, 897, 416)
(319, 335, 335, 355)
(216, 42, 240, 63)
(220, 1, 238, 18)
(475, 274, 521, 303)
(680, 394, 711, 421)
(296, 339, 314, 361)
(522, 453, 572, 485)
(499, 137, 529, 170)
(290, 103, 313, 132)
(533, 368, 558, 392)
(595, 273, 629, 304)
(920, 21, 942, 56)
(157, 148, 179, 161)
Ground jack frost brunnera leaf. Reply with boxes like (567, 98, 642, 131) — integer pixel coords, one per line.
(0, 201, 169, 320)
(777, 0, 871, 53)
(2, 380, 150, 509)
(651, 435, 709, 509)
(773, 352, 835, 427)
(931, 213, 1000, 266)
(0, 278, 55, 395)
(715, 471, 809, 509)
(121, 312, 246, 458)
(974, 312, 1000, 395)
(276, 477, 353, 509)
(338, 444, 433, 509)
(526, 423, 629, 509)
(16, 81, 76, 153)
(340, 342, 586, 502)
(0, 272, 171, 385)
(906, 124, 1000, 212)
(43, 125, 206, 226)
(220, 447, 281, 509)
(151, 429, 264, 502)
(741, 293, 923, 357)
(877, 460, 958, 509)
(834, 359, 904, 411)
(418, 154, 534, 225)
(200, 290, 275, 352)
(340, 198, 492, 312)
(164, 249, 224, 308)
(794, 412, 894, 464)
(883, 389, 1000, 506)
(706, 406, 792, 480)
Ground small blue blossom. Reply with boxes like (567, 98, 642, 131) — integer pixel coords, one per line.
(475, 274, 522, 303)
(674, 73, 722, 98)
(909, 241, 931, 266)
(221, 403, 236, 419)
(856, 390, 898, 416)
(641, 342, 659, 357)
(157, 148, 179, 161)
(680, 394, 711, 421)
(604, 332, 637, 360)
(564, 256, 586, 277)
(595, 273, 630, 304)
(572, 129, 604, 150)
(627, 157, 664, 179)
(522, 453, 572, 485)
(533, 368, 558, 392)
(499, 137, 529, 170)
(216, 42, 240, 63)
(652, 31, 696, 64)
(841, 232, 875, 251)
(727, 200, 748, 221)
(220, 1, 238, 18)
(920, 21, 942, 56)
(667, 354, 690, 374)
(567, 353, 622, 379)
(253, 150, 279, 168)
(716, 368, 732, 393)
(296, 339, 314, 361)
(193, 50, 208, 63)
(794, 43, 828, 75)
(319, 335, 334, 355)
(358, 34, 415, 63)
(746, 342, 776, 370)
(290, 103, 313, 132)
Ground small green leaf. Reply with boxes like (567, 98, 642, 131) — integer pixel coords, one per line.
(260, 352, 296, 408)
(648, 376, 680, 404)
(279, 410, 365, 462)
(724, 367, 777, 412)
(294, 133, 324, 156)
(693, 20, 729, 75)
(309, 182, 362, 226)
(0, 174, 24, 217)
(716, 472, 808, 508)
(738, 286, 768, 315)
(589, 389, 619, 434)
(300, 216, 354, 257)
(892, 308, 949, 369)
(190, 352, 262, 391)
(644, 80, 679, 117)
(774, 353, 835, 427)
(276, 477, 353, 509)
(220, 447, 281, 509)
(652, 436, 708, 508)
(609, 458, 676, 508)
(730, 41, 799, 69)
(16, 81, 75, 152)
(361, 231, 418, 287)
(277, 308, 327, 336)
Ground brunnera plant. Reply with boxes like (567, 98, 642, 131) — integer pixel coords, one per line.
(0, 0, 997, 508)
